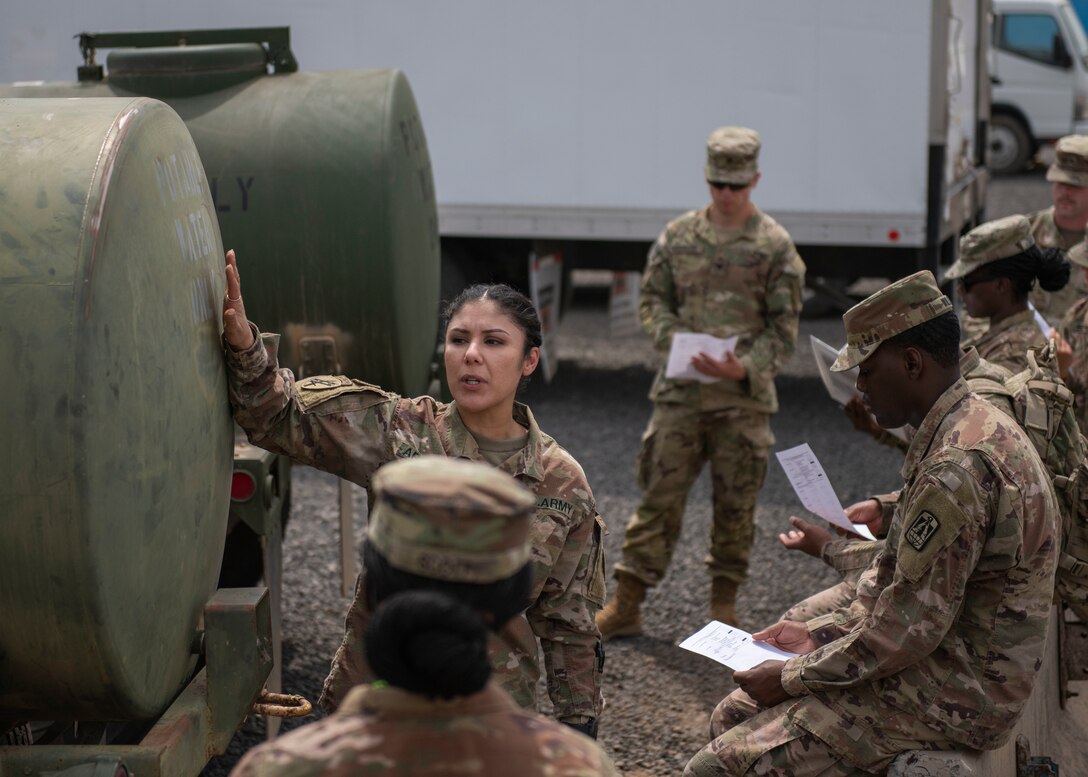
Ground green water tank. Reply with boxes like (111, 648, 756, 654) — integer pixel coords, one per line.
(0, 39, 440, 395)
(0, 97, 232, 719)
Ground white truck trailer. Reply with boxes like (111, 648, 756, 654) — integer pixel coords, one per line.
(342, 0, 992, 308)
(1, 1, 990, 310)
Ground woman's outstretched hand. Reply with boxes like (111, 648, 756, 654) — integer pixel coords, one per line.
(224, 249, 256, 352)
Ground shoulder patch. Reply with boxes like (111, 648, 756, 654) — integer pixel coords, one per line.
(295, 375, 388, 411)
(896, 474, 974, 582)
(905, 511, 940, 551)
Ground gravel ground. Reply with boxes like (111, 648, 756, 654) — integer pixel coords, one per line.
(204, 168, 1065, 776)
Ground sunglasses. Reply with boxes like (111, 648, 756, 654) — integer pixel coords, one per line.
(957, 274, 995, 291)
(708, 180, 750, 191)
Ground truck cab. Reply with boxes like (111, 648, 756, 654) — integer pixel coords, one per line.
(991, 0, 1088, 172)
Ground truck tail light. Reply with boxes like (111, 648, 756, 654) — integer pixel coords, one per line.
(231, 471, 257, 502)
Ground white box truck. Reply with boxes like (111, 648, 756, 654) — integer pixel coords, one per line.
(1, 0, 990, 307)
(342, 0, 991, 308)
(990, 0, 1088, 172)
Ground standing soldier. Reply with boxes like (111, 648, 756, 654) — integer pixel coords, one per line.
(1029, 135, 1088, 323)
(596, 126, 805, 638)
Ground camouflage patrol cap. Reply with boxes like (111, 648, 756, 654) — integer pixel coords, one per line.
(1047, 135, 1088, 187)
(831, 270, 953, 372)
(367, 456, 534, 584)
(705, 126, 760, 185)
(942, 215, 1035, 280)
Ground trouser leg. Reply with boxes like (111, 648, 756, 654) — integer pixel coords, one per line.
(781, 580, 857, 622)
(688, 702, 865, 777)
(705, 409, 771, 584)
(615, 402, 706, 586)
(319, 572, 371, 713)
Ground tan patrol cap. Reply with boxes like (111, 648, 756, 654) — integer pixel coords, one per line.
(831, 271, 954, 372)
(1047, 135, 1088, 187)
(942, 215, 1035, 280)
(367, 456, 534, 584)
(705, 126, 760, 185)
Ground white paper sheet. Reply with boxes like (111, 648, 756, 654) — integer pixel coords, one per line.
(1028, 302, 1051, 336)
(666, 333, 739, 383)
(775, 443, 877, 540)
(809, 335, 910, 444)
(678, 620, 799, 671)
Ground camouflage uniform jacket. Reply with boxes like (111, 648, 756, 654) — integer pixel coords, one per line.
(961, 309, 1046, 374)
(226, 329, 606, 722)
(640, 206, 805, 413)
(1060, 295, 1088, 436)
(1028, 206, 1087, 324)
(229, 682, 620, 777)
(781, 379, 1059, 751)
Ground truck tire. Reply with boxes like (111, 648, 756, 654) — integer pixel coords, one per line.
(989, 113, 1033, 175)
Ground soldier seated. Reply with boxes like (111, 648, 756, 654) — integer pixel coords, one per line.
(685, 271, 1059, 776)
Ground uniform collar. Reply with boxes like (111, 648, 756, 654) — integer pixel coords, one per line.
(900, 378, 971, 482)
(338, 681, 518, 720)
(982, 308, 1036, 339)
(693, 205, 762, 244)
(444, 400, 546, 482)
(959, 347, 981, 374)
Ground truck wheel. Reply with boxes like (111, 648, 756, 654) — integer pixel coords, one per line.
(989, 114, 1033, 175)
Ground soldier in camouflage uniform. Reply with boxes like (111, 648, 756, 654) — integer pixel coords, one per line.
(1028, 135, 1088, 324)
(947, 215, 1068, 374)
(1056, 239, 1088, 436)
(597, 127, 805, 639)
(230, 456, 619, 777)
(222, 252, 605, 736)
(685, 271, 1059, 776)
(784, 346, 1018, 622)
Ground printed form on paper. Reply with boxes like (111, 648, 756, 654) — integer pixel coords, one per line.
(679, 621, 799, 671)
(775, 443, 877, 540)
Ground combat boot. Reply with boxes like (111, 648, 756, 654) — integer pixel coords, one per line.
(710, 578, 740, 627)
(596, 573, 647, 640)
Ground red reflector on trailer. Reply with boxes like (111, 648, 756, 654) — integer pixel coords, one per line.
(888, 229, 900, 242)
(232, 471, 257, 502)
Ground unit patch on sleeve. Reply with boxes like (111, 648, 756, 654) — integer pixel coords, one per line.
(905, 511, 940, 551)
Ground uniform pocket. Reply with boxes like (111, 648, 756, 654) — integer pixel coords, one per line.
(587, 514, 608, 604)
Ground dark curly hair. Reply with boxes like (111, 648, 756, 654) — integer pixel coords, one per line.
(885, 310, 961, 368)
(965, 245, 1070, 300)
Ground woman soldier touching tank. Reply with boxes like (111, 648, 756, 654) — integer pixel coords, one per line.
(230, 456, 618, 777)
(221, 250, 605, 737)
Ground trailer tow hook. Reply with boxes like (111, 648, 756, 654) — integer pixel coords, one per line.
(253, 689, 312, 718)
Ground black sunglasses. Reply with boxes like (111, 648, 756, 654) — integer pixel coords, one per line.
(957, 273, 994, 291)
(708, 180, 750, 191)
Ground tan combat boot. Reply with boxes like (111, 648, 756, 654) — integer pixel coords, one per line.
(710, 578, 740, 627)
(596, 573, 647, 640)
